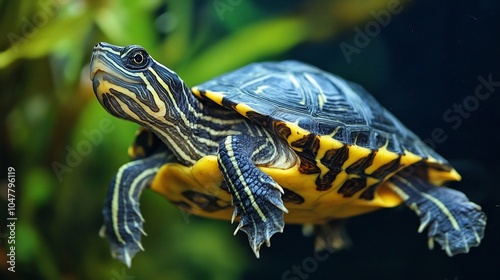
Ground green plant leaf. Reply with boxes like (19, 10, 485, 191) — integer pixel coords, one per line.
(0, 10, 92, 68)
(177, 16, 309, 84)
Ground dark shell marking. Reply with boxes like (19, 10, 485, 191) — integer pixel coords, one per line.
(282, 188, 305, 204)
(291, 134, 321, 174)
(181, 190, 231, 212)
(338, 178, 367, 197)
(345, 151, 376, 175)
(316, 146, 350, 191)
(359, 183, 380, 200)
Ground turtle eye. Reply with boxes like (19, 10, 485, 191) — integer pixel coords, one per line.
(124, 48, 150, 69)
(133, 52, 144, 64)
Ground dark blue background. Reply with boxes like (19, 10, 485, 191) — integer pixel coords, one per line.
(243, 1, 500, 279)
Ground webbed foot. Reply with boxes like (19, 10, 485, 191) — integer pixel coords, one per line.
(101, 151, 171, 266)
(218, 135, 289, 257)
(389, 175, 486, 256)
(231, 172, 288, 257)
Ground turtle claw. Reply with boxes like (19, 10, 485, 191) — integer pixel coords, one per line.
(268, 183, 289, 214)
(109, 236, 147, 268)
(234, 214, 285, 258)
(218, 134, 289, 258)
(101, 190, 147, 266)
(99, 225, 144, 268)
(231, 179, 287, 258)
(101, 203, 147, 266)
(231, 205, 239, 224)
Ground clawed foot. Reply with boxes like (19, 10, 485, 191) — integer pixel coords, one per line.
(389, 175, 486, 256)
(415, 187, 486, 256)
(101, 191, 146, 267)
(101, 152, 169, 267)
(218, 134, 291, 257)
(231, 175, 288, 258)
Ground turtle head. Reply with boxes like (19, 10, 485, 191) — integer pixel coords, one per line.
(90, 42, 184, 125)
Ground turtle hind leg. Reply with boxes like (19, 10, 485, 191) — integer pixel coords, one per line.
(303, 220, 351, 252)
(388, 174, 486, 256)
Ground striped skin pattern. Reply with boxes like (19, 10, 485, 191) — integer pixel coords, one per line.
(90, 43, 486, 265)
(387, 175, 485, 256)
(100, 151, 173, 267)
(218, 135, 289, 257)
(99, 128, 176, 267)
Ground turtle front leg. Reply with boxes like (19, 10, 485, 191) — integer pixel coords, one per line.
(101, 150, 175, 267)
(387, 174, 486, 256)
(218, 135, 290, 258)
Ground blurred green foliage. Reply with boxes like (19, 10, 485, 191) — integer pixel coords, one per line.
(0, 0, 405, 279)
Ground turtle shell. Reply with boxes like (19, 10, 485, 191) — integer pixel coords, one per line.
(151, 61, 461, 224)
(195, 61, 439, 159)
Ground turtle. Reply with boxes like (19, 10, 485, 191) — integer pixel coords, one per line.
(90, 42, 486, 267)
